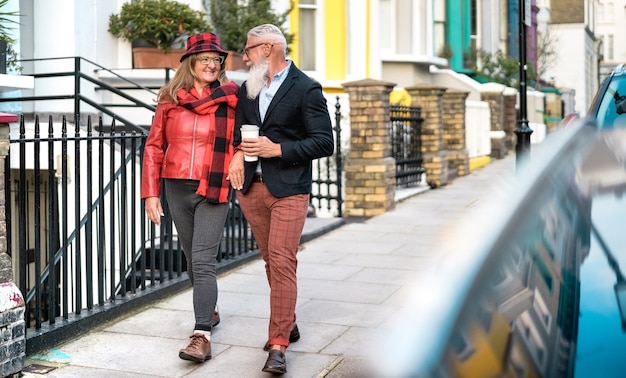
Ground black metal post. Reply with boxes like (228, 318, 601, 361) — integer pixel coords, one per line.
(515, 0, 532, 170)
(0, 40, 7, 74)
(74, 57, 81, 118)
(334, 96, 343, 217)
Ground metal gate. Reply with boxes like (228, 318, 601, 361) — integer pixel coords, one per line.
(311, 96, 344, 217)
(390, 104, 425, 187)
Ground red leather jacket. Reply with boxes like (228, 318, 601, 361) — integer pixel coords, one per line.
(141, 100, 213, 199)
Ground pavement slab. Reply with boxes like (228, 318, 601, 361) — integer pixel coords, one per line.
(23, 154, 516, 378)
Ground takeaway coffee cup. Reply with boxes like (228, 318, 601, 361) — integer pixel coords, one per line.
(240, 124, 260, 162)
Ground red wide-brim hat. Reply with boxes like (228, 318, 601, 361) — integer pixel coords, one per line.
(180, 32, 228, 62)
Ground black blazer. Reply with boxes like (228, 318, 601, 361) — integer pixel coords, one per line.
(234, 63, 334, 197)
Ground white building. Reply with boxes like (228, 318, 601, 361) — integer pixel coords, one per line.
(543, 0, 600, 116)
(596, 0, 626, 80)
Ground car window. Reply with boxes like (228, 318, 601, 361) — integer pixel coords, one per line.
(597, 77, 626, 128)
(443, 126, 626, 376)
(377, 120, 626, 377)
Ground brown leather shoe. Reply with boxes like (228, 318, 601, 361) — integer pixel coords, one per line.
(179, 334, 211, 362)
(263, 323, 300, 351)
(262, 349, 287, 374)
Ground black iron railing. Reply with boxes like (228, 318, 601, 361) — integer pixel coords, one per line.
(390, 104, 425, 187)
(7, 114, 257, 354)
(0, 56, 344, 354)
(0, 56, 174, 133)
(311, 96, 344, 217)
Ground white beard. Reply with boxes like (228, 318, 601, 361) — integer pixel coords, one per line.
(245, 59, 269, 100)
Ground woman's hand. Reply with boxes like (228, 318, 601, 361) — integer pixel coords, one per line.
(227, 150, 245, 190)
(145, 196, 164, 225)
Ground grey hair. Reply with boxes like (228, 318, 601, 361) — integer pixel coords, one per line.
(248, 24, 287, 55)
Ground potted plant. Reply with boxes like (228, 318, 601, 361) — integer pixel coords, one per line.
(205, 0, 294, 71)
(108, 0, 210, 69)
(0, 0, 21, 74)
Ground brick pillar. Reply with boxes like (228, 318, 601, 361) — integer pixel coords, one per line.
(406, 84, 448, 187)
(342, 79, 396, 217)
(502, 88, 518, 151)
(0, 113, 25, 377)
(480, 84, 507, 159)
(543, 91, 563, 133)
(442, 89, 470, 180)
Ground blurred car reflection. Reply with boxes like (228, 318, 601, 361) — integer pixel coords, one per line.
(588, 63, 626, 128)
(378, 118, 626, 377)
(561, 63, 626, 129)
(559, 111, 579, 129)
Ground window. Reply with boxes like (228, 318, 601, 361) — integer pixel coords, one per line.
(298, 0, 317, 71)
(608, 34, 614, 61)
(508, 345, 528, 377)
(490, 265, 508, 285)
(518, 313, 546, 366)
(467, 0, 478, 68)
(533, 289, 552, 331)
(433, 0, 446, 57)
(477, 305, 493, 332)
(380, 0, 393, 51)
(595, 77, 626, 127)
(606, 2, 614, 23)
(499, 0, 508, 52)
(511, 246, 523, 268)
(450, 329, 475, 361)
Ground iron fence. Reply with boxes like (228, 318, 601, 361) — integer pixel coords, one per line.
(311, 96, 344, 217)
(0, 56, 345, 354)
(390, 104, 425, 187)
(7, 114, 256, 354)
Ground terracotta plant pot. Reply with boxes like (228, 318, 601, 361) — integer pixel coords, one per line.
(133, 48, 250, 72)
(225, 51, 248, 72)
(132, 47, 185, 69)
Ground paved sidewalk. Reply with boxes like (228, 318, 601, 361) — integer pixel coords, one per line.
(22, 154, 516, 378)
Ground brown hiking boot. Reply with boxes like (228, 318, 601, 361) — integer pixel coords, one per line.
(179, 334, 212, 362)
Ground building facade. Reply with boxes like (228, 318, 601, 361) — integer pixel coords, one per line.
(595, 0, 626, 81)
(544, 0, 600, 116)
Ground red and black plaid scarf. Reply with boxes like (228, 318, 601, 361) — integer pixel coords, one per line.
(177, 81, 239, 203)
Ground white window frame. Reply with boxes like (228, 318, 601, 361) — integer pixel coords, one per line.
(297, 0, 325, 76)
(433, 0, 447, 57)
(379, 0, 396, 56)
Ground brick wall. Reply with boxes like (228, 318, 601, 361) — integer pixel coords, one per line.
(342, 79, 397, 217)
(340, 80, 521, 216)
(0, 115, 25, 377)
(550, 0, 584, 24)
(481, 90, 508, 159)
(442, 90, 470, 180)
(0, 282, 25, 377)
(503, 90, 518, 151)
(406, 85, 448, 187)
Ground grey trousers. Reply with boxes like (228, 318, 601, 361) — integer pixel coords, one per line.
(165, 179, 229, 332)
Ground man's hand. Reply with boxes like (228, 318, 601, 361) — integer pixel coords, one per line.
(241, 136, 282, 159)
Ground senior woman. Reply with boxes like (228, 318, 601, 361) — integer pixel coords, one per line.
(141, 32, 238, 363)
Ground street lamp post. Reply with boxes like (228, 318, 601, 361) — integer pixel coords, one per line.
(515, 0, 533, 169)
